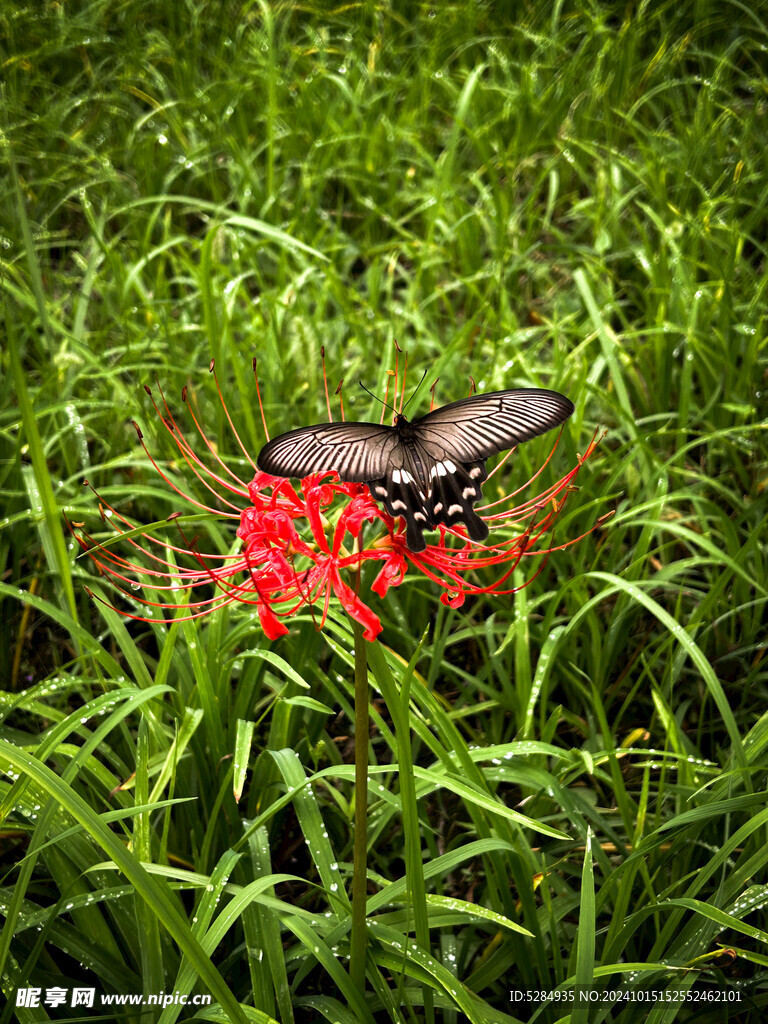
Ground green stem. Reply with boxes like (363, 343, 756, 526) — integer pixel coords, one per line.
(350, 613, 369, 991)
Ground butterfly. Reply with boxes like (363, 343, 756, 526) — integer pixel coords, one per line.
(256, 388, 574, 552)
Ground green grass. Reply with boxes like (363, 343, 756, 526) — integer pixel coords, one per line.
(2, 1, 767, 1021)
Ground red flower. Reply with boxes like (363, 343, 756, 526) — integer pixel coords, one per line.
(71, 361, 609, 642)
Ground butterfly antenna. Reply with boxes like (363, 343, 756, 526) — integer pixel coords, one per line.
(359, 380, 396, 416)
(401, 368, 429, 415)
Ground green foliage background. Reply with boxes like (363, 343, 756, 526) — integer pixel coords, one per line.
(1, 1, 766, 1021)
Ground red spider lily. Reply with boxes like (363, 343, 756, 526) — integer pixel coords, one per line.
(71, 360, 610, 642)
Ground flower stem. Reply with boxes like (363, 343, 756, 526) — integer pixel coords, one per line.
(350, 612, 369, 991)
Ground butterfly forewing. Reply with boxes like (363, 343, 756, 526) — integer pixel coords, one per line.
(258, 421, 395, 481)
(415, 389, 574, 462)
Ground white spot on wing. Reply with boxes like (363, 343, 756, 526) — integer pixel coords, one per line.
(444, 460, 457, 473)
(392, 469, 402, 484)
(375, 485, 387, 496)
(469, 466, 482, 478)
(448, 504, 463, 515)
(414, 512, 426, 522)
(462, 486, 477, 499)
(433, 502, 443, 514)
(392, 500, 407, 510)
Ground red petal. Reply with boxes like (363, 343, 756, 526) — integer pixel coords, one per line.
(256, 601, 290, 639)
(330, 566, 382, 641)
(371, 551, 407, 597)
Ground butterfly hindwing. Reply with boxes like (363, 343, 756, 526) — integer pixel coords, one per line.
(368, 447, 491, 551)
(424, 458, 489, 544)
(368, 465, 432, 552)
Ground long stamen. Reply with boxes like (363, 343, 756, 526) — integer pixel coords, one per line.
(148, 383, 248, 501)
(381, 370, 394, 425)
(76, 480, 238, 567)
(541, 511, 615, 552)
(83, 585, 234, 625)
(151, 380, 248, 496)
(483, 446, 516, 487)
(321, 346, 333, 423)
(392, 340, 400, 424)
(209, 360, 258, 475)
(335, 379, 345, 422)
(481, 427, 573, 508)
(252, 357, 271, 441)
(284, 552, 319, 629)
(70, 511, 246, 592)
(398, 350, 408, 414)
(183, 536, 264, 607)
(131, 419, 242, 518)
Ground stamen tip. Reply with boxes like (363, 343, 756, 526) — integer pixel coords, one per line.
(181, 385, 188, 402)
(209, 358, 215, 373)
(144, 384, 152, 396)
(132, 421, 143, 441)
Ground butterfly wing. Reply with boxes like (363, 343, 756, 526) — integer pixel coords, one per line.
(413, 389, 574, 463)
(257, 421, 397, 482)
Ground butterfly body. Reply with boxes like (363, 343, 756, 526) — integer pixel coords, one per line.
(257, 389, 573, 551)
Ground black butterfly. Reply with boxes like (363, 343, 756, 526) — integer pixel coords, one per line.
(257, 389, 574, 552)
